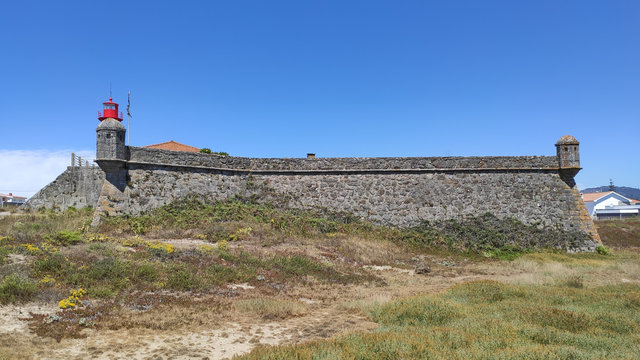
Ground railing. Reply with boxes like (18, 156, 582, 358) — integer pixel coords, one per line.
(97, 111, 124, 119)
(71, 153, 97, 168)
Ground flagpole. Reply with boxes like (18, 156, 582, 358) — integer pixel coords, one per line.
(127, 91, 132, 146)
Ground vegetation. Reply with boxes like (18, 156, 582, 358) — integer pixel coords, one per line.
(0, 274, 37, 304)
(239, 281, 640, 359)
(0, 197, 636, 353)
(200, 148, 229, 156)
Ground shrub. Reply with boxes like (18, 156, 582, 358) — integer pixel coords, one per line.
(168, 265, 200, 291)
(46, 230, 83, 246)
(596, 245, 611, 255)
(0, 246, 10, 265)
(0, 274, 37, 304)
(199, 148, 212, 154)
(135, 263, 160, 282)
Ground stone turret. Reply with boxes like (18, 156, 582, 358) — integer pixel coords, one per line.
(556, 135, 581, 184)
(96, 119, 126, 161)
(95, 98, 128, 193)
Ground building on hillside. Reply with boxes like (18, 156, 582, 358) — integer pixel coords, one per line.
(143, 140, 200, 153)
(0, 193, 27, 207)
(582, 191, 640, 218)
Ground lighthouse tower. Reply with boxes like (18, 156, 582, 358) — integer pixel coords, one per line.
(92, 97, 129, 225)
(96, 97, 126, 161)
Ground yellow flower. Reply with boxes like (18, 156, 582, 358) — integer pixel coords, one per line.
(145, 241, 175, 254)
(21, 243, 42, 255)
(58, 298, 76, 309)
(198, 244, 215, 254)
(40, 275, 55, 285)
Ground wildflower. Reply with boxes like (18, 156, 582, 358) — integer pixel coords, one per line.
(40, 275, 56, 285)
(20, 243, 42, 255)
(145, 241, 175, 255)
(198, 244, 216, 254)
(58, 288, 87, 309)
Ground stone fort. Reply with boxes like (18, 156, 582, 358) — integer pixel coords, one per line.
(26, 99, 600, 251)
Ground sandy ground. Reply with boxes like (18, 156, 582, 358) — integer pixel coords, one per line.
(1, 242, 638, 360)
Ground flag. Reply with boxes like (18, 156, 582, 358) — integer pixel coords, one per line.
(127, 91, 132, 117)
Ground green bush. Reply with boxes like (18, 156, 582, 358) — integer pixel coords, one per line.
(0, 274, 37, 304)
(199, 148, 212, 154)
(0, 246, 10, 265)
(168, 264, 200, 291)
(46, 230, 83, 246)
(596, 245, 611, 255)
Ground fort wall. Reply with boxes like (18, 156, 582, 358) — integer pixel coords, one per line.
(24, 167, 104, 211)
(91, 145, 599, 251)
(25, 122, 600, 252)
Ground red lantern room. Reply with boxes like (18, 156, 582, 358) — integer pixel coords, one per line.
(98, 97, 123, 121)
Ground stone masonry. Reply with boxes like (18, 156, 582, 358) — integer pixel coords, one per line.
(25, 119, 600, 251)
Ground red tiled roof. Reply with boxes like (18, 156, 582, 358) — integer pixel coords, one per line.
(143, 140, 200, 153)
(0, 193, 27, 200)
(581, 191, 637, 203)
(581, 192, 612, 202)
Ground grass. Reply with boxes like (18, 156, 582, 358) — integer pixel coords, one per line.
(1, 197, 636, 349)
(234, 298, 307, 319)
(239, 281, 640, 359)
(595, 218, 640, 248)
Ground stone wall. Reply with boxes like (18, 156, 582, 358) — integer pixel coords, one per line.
(24, 167, 104, 211)
(27, 142, 600, 251)
(90, 147, 600, 251)
(128, 147, 559, 171)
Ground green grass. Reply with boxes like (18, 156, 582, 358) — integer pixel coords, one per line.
(239, 281, 640, 359)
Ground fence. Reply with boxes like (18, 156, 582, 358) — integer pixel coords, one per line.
(71, 153, 97, 168)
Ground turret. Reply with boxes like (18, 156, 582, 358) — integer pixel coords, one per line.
(556, 135, 581, 182)
(96, 118, 126, 160)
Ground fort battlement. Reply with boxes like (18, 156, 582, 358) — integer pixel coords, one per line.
(25, 114, 600, 252)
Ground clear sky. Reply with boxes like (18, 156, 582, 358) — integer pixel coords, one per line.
(0, 1, 638, 197)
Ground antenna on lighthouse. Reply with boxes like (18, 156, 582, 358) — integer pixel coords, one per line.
(109, 82, 112, 98)
(127, 91, 132, 145)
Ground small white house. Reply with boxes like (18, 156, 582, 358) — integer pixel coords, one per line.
(582, 191, 640, 218)
(0, 193, 27, 207)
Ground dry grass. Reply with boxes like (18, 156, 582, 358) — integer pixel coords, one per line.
(234, 298, 308, 320)
(595, 218, 640, 248)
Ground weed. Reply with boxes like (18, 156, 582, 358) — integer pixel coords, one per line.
(560, 274, 584, 288)
(0, 274, 37, 304)
(596, 245, 611, 255)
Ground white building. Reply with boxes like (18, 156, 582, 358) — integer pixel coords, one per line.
(582, 191, 640, 219)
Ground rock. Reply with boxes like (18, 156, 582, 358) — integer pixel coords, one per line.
(414, 261, 431, 274)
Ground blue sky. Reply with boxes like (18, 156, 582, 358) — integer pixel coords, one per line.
(0, 1, 638, 196)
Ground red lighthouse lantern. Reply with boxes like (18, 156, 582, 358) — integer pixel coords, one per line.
(98, 97, 123, 121)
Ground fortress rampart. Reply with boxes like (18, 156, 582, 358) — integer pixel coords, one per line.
(25, 118, 600, 251)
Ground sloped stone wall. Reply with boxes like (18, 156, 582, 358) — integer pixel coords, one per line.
(24, 167, 104, 211)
